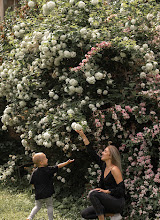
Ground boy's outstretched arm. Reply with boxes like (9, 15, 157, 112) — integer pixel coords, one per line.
(57, 159, 74, 169)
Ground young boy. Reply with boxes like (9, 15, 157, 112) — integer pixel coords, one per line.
(27, 152, 74, 220)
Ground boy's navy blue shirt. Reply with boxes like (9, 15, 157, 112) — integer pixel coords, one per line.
(30, 166, 58, 200)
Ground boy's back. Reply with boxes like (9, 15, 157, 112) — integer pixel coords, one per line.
(30, 166, 58, 200)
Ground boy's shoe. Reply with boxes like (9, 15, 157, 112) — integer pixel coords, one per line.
(110, 213, 122, 220)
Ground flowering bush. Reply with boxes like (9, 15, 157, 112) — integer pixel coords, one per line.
(0, 0, 160, 219)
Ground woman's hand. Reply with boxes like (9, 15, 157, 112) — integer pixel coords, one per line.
(95, 188, 111, 194)
(75, 129, 85, 137)
(75, 129, 90, 145)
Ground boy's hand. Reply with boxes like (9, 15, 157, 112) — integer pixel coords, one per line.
(58, 159, 74, 168)
(66, 159, 74, 165)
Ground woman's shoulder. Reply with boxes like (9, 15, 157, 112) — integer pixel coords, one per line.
(111, 166, 123, 182)
(111, 166, 122, 175)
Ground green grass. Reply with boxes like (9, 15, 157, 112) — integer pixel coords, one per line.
(0, 186, 79, 220)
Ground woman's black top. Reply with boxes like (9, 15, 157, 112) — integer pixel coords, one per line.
(86, 143, 125, 198)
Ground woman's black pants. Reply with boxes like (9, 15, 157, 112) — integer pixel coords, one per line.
(81, 190, 125, 219)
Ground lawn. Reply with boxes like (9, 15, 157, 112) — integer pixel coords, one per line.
(0, 186, 79, 220)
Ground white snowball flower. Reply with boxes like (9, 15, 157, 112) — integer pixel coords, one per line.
(143, 44, 148, 49)
(103, 90, 108, 95)
(4, 107, 12, 114)
(97, 89, 102, 94)
(155, 69, 159, 74)
(53, 94, 59, 100)
(21, 139, 28, 147)
(14, 31, 20, 37)
(43, 4, 50, 15)
(146, 13, 154, 20)
(91, 0, 99, 5)
(66, 126, 72, 132)
(141, 83, 145, 88)
(49, 91, 55, 97)
(143, 26, 149, 31)
(51, 40, 57, 45)
(69, 79, 78, 86)
(71, 122, 77, 130)
(80, 28, 87, 35)
(1, 71, 7, 78)
(2, 125, 7, 130)
(81, 100, 86, 105)
(17, 84, 23, 90)
(43, 141, 52, 148)
(60, 35, 66, 41)
(28, 130, 32, 139)
(86, 76, 96, 84)
(13, 25, 20, 31)
(67, 109, 74, 116)
(61, 178, 66, 183)
(95, 72, 104, 80)
(107, 79, 113, 85)
(75, 86, 83, 94)
(47, 1, 56, 10)
(64, 50, 71, 58)
(96, 103, 101, 108)
(69, 0, 74, 4)
(68, 86, 75, 93)
(88, 17, 94, 23)
(75, 123, 82, 130)
(89, 104, 94, 109)
(146, 63, 153, 71)
(19, 101, 26, 107)
(70, 52, 76, 58)
(94, 164, 99, 169)
(78, 1, 86, 8)
(67, 168, 71, 173)
(130, 25, 136, 31)
(28, 1, 35, 8)
(43, 132, 51, 140)
(123, 37, 128, 41)
(131, 19, 136, 24)
(120, 52, 126, 58)
(106, 122, 111, 126)
(134, 45, 140, 50)
(85, 72, 91, 77)
(140, 72, 146, 78)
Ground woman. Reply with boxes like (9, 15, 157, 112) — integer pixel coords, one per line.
(76, 130, 125, 220)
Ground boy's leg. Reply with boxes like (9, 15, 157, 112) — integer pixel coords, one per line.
(45, 197, 53, 220)
(27, 199, 42, 220)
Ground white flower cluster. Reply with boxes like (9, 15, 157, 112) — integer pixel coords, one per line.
(13, 23, 26, 38)
(42, 1, 56, 16)
(87, 162, 101, 186)
(64, 78, 83, 95)
(91, 0, 99, 5)
(71, 122, 83, 130)
(28, 1, 35, 8)
(78, 1, 86, 8)
(0, 155, 16, 180)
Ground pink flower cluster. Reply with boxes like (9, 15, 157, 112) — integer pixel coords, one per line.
(92, 110, 106, 140)
(124, 141, 159, 218)
(70, 41, 111, 72)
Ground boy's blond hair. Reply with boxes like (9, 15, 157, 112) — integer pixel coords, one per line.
(33, 152, 45, 167)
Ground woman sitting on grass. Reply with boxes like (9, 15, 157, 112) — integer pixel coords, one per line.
(76, 130, 125, 220)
